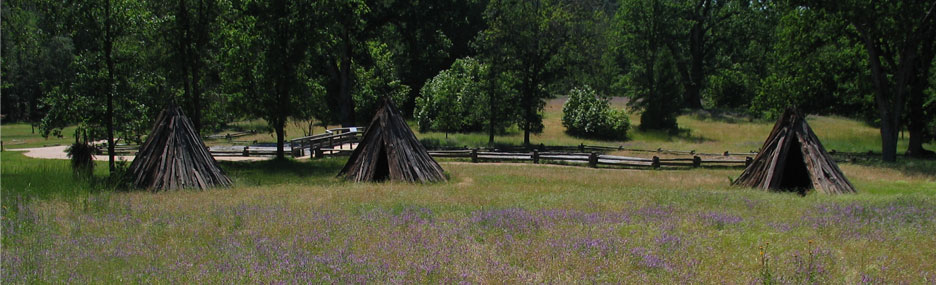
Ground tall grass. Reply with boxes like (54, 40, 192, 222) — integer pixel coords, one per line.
(2, 98, 934, 282)
(2, 158, 934, 283)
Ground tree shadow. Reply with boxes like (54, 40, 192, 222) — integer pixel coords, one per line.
(685, 109, 763, 124)
(632, 127, 715, 144)
(846, 156, 936, 179)
(219, 157, 347, 186)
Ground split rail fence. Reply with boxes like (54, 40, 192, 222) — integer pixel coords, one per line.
(312, 147, 752, 169)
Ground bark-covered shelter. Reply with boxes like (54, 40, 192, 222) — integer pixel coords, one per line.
(128, 104, 232, 191)
(339, 98, 446, 183)
(732, 109, 856, 194)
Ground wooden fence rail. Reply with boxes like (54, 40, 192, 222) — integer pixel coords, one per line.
(412, 149, 752, 169)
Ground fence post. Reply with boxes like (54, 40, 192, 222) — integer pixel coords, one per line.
(314, 147, 323, 159)
(588, 152, 598, 168)
(471, 148, 478, 163)
(723, 151, 730, 156)
(532, 150, 539, 164)
(651, 156, 660, 169)
(294, 147, 305, 157)
(243, 146, 249, 157)
(693, 156, 701, 168)
(745, 157, 753, 167)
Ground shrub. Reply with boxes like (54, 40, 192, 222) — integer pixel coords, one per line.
(66, 142, 95, 178)
(561, 86, 630, 140)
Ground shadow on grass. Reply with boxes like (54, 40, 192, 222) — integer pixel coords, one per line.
(562, 130, 631, 143)
(219, 157, 348, 186)
(848, 156, 936, 179)
(631, 127, 715, 144)
(685, 108, 763, 124)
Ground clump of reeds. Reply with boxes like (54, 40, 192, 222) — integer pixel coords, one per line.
(66, 142, 95, 179)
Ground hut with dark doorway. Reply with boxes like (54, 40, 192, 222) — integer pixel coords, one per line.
(128, 104, 232, 191)
(732, 109, 856, 194)
(338, 98, 446, 183)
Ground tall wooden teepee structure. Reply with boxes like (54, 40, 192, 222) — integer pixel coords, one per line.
(128, 104, 232, 191)
(733, 109, 856, 194)
(338, 98, 446, 183)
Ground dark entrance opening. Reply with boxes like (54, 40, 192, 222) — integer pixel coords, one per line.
(777, 137, 813, 193)
(373, 144, 390, 181)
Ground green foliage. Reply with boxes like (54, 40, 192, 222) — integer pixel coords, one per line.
(561, 86, 629, 140)
(616, 0, 682, 131)
(752, 7, 873, 120)
(353, 41, 410, 125)
(416, 57, 498, 133)
(478, 0, 573, 144)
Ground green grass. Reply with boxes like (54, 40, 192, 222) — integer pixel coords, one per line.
(1, 156, 934, 282)
(0, 151, 109, 210)
(414, 98, 935, 154)
(0, 123, 79, 149)
(2, 98, 935, 282)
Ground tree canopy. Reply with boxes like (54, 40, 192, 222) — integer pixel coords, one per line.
(2, 0, 935, 165)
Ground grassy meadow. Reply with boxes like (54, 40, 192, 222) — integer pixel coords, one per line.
(0, 123, 78, 149)
(2, 99, 935, 283)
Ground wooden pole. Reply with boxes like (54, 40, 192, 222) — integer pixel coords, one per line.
(652, 156, 660, 169)
(692, 156, 701, 168)
(745, 157, 753, 167)
(471, 148, 478, 163)
(588, 152, 598, 168)
(532, 150, 539, 164)
(314, 147, 323, 159)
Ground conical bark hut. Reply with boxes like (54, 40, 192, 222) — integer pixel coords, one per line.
(128, 105, 232, 191)
(338, 99, 446, 183)
(733, 109, 856, 194)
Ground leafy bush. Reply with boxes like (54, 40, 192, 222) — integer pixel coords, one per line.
(561, 86, 630, 140)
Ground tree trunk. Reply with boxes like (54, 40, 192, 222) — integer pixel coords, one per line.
(880, 118, 899, 162)
(859, 29, 904, 162)
(105, 0, 116, 173)
(338, 30, 355, 127)
(191, 63, 202, 133)
(906, 87, 930, 157)
(523, 122, 531, 146)
(685, 21, 704, 109)
(906, 34, 935, 157)
(274, 118, 285, 159)
(488, 72, 496, 146)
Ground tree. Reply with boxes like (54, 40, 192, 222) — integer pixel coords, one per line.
(667, 0, 741, 109)
(379, 0, 488, 117)
(479, 0, 571, 145)
(416, 57, 509, 136)
(171, 0, 221, 133)
(803, 1, 936, 161)
(223, 0, 319, 159)
(617, 0, 682, 131)
(352, 41, 410, 124)
(753, 6, 872, 119)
